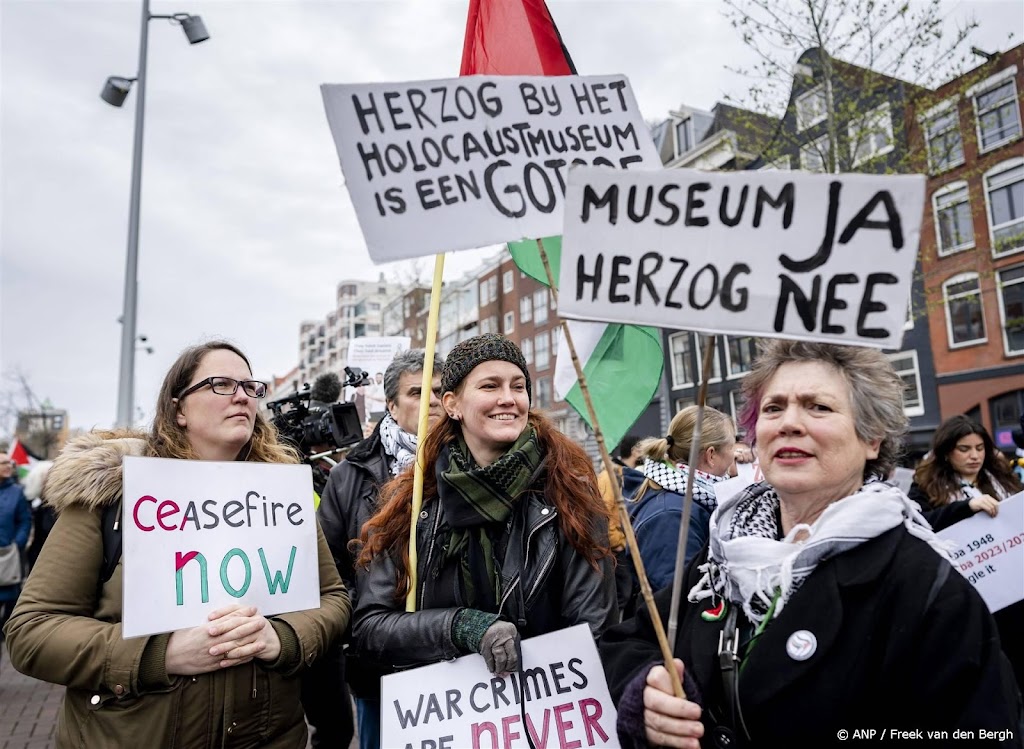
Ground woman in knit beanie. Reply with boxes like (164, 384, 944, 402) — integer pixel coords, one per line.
(353, 333, 615, 679)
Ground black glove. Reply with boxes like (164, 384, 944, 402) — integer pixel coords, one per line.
(479, 620, 519, 675)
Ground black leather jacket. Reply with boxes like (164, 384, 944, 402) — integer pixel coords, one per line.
(319, 422, 390, 590)
(351, 461, 616, 674)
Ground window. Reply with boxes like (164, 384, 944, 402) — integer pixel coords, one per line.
(991, 391, 1024, 450)
(943, 273, 986, 347)
(997, 264, 1024, 355)
(669, 332, 694, 388)
(480, 315, 498, 334)
(973, 73, 1021, 153)
(521, 337, 534, 365)
(695, 334, 723, 383)
(675, 117, 694, 156)
(503, 311, 515, 334)
(550, 325, 560, 354)
(924, 106, 964, 172)
(725, 337, 758, 378)
(535, 333, 550, 370)
(533, 289, 549, 325)
(800, 134, 831, 173)
(503, 270, 514, 293)
(488, 276, 498, 301)
(536, 377, 553, 409)
(886, 351, 924, 417)
(479, 281, 489, 306)
(728, 390, 746, 429)
(796, 86, 828, 131)
(849, 103, 894, 166)
(984, 161, 1024, 257)
(932, 182, 974, 256)
(520, 295, 533, 323)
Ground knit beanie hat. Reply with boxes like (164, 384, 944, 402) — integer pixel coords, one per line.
(441, 334, 532, 401)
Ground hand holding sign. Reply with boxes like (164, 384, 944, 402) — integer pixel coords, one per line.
(643, 659, 704, 748)
(206, 605, 281, 666)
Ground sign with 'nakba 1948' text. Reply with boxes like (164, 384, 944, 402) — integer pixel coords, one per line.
(121, 457, 321, 638)
(557, 167, 926, 348)
(321, 75, 659, 262)
(381, 624, 619, 749)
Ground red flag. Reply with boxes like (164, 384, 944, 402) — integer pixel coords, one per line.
(460, 0, 576, 76)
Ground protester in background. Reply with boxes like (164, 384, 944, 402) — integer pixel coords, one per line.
(909, 413, 1024, 691)
(353, 335, 615, 691)
(4, 341, 350, 748)
(0, 455, 31, 670)
(597, 434, 645, 619)
(21, 460, 55, 570)
(629, 405, 736, 590)
(365, 372, 387, 422)
(319, 348, 444, 749)
(601, 341, 1022, 747)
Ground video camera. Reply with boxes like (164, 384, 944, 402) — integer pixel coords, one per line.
(266, 367, 369, 472)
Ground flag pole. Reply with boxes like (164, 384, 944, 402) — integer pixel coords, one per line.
(406, 252, 445, 612)
(535, 238, 684, 699)
(665, 335, 716, 648)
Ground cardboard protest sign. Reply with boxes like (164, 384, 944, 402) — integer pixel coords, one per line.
(121, 457, 320, 638)
(557, 168, 926, 348)
(381, 623, 619, 749)
(321, 75, 659, 262)
(938, 491, 1024, 613)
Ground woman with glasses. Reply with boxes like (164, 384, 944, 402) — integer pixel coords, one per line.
(600, 341, 1021, 748)
(4, 341, 350, 749)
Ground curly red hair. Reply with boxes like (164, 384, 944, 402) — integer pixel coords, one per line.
(357, 410, 612, 597)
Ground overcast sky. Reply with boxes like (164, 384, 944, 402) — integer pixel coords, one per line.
(1, 0, 1021, 433)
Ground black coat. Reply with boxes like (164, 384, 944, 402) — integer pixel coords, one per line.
(601, 527, 1023, 748)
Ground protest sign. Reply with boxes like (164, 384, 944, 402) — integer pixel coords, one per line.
(121, 457, 320, 638)
(557, 168, 926, 348)
(321, 75, 659, 262)
(346, 336, 411, 424)
(938, 491, 1024, 613)
(380, 623, 619, 749)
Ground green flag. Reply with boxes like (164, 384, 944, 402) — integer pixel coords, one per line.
(508, 236, 664, 450)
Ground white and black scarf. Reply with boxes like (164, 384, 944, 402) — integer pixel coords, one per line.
(378, 413, 419, 476)
(641, 458, 725, 513)
(688, 480, 954, 624)
(945, 471, 1015, 504)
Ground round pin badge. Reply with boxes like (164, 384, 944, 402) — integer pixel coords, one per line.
(786, 630, 817, 661)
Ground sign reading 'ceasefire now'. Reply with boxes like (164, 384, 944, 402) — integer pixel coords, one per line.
(557, 167, 926, 349)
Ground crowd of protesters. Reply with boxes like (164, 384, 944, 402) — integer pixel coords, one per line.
(2, 334, 1022, 748)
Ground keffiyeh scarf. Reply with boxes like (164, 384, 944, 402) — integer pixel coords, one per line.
(946, 471, 1015, 503)
(688, 480, 955, 624)
(378, 413, 419, 476)
(641, 458, 726, 513)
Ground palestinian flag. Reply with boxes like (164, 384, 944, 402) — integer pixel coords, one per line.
(461, 0, 664, 450)
(7, 438, 42, 480)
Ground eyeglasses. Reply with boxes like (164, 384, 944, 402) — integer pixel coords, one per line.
(177, 376, 268, 400)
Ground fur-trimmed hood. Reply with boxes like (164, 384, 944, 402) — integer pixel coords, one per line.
(45, 430, 148, 512)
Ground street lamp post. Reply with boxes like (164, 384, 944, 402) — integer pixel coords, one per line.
(105, 0, 208, 428)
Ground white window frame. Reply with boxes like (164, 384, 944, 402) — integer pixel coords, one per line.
(922, 98, 965, 173)
(970, 66, 1022, 154)
(886, 350, 925, 418)
(534, 333, 550, 370)
(503, 270, 514, 293)
(520, 295, 533, 323)
(849, 102, 894, 167)
(942, 272, 987, 348)
(668, 332, 694, 389)
(675, 117, 694, 157)
(478, 281, 489, 306)
(996, 263, 1024, 356)
(503, 311, 515, 334)
(932, 180, 975, 257)
(724, 336, 757, 380)
(535, 376, 553, 409)
(983, 158, 1024, 259)
(728, 389, 745, 427)
(488, 276, 498, 301)
(796, 85, 828, 131)
(800, 134, 831, 173)
(533, 288, 549, 325)
(521, 337, 534, 365)
(550, 325, 560, 355)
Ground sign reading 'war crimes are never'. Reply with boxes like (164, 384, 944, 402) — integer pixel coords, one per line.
(558, 168, 927, 349)
(321, 75, 659, 262)
(121, 457, 321, 638)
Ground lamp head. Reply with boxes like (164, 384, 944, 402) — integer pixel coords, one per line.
(100, 76, 135, 107)
(180, 14, 209, 44)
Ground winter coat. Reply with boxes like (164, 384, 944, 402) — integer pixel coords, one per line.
(351, 438, 616, 691)
(0, 476, 31, 600)
(3, 431, 351, 749)
(318, 422, 390, 591)
(597, 462, 645, 551)
(601, 526, 1024, 748)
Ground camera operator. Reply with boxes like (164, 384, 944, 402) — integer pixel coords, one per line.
(319, 349, 444, 749)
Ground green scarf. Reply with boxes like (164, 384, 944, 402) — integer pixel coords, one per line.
(437, 426, 543, 610)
